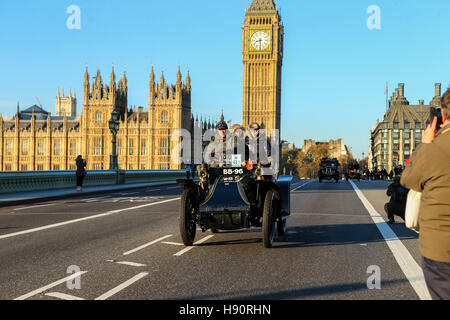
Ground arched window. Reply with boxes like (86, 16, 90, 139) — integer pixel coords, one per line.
(159, 138, 169, 155)
(161, 111, 169, 123)
(95, 111, 103, 123)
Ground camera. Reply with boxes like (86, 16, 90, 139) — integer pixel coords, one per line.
(430, 107, 443, 129)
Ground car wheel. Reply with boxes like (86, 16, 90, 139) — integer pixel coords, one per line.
(277, 218, 287, 236)
(263, 190, 277, 248)
(179, 189, 197, 246)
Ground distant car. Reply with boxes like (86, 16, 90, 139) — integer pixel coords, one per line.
(318, 158, 340, 183)
(345, 162, 361, 181)
(177, 160, 292, 248)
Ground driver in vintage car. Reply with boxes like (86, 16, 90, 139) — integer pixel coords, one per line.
(204, 115, 248, 169)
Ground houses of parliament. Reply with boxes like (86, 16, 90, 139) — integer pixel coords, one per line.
(0, 0, 284, 171)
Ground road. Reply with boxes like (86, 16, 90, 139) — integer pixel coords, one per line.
(0, 180, 430, 300)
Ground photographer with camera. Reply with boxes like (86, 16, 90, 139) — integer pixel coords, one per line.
(401, 86, 450, 300)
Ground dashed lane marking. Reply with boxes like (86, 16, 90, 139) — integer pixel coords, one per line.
(162, 241, 184, 246)
(109, 261, 147, 267)
(123, 234, 173, 256)
(349, 180, 431, 300)
(14, 271, 88, 300)
(94, 272, 148, 300)
(173, 235, 214, 256)
(45, 292, 85, 300)
(291, 180, 313, 192)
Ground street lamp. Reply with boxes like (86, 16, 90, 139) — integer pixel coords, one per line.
(109, 110, 120, 170)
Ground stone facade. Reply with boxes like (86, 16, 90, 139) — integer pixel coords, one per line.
(56, 88, 77, 117)
(369, 83, 442, 172)
(242, 0, 283, 140)
(302, 139, 350, 159)
(0, 67, 216, 171)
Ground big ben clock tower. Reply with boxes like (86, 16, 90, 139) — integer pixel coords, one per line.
(242, 0, 284, 139)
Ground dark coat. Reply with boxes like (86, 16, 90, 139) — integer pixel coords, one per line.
(76, 158, 86, 177)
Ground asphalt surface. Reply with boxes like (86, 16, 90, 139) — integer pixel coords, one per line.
(0, 179, 426, 300)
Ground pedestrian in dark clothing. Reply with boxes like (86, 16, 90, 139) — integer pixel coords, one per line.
(381, 169, 388, 180)
(384, 175, 408, 223)
(75, 155, 87, 192)
(389, 170, 394, 180)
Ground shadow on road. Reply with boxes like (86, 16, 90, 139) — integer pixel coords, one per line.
(178, 278, 410, 300)
(276, 223, 417, 249)
(196, 221, 418, 249)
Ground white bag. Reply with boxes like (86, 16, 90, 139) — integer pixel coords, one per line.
(405, 190, 421, 232)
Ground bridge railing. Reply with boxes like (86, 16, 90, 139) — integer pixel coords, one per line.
(0, 170, 186, 194)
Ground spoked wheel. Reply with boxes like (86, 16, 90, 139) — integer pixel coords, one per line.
(277, 218, 287, 236)
(179, 189, 197, 246)
(263, 189, 278, 248)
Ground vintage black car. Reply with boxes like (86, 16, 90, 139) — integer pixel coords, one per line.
(318, 158, 340, 183)
(177, 161, 292, 248)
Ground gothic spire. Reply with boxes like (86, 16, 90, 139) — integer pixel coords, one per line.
(176, 66, 182, 83)
(95, 68, 102, 86)
(84, 65, 89, 82)
(150, 66, 155, 82)
(110, 64, 116, 84)
(248, 0, 277, 12)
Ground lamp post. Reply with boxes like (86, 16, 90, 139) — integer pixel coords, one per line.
(109, 110, 120, 170)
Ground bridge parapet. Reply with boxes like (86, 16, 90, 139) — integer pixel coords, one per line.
(0, 170, 185, 194)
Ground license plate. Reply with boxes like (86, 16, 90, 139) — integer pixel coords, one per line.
(231, 154, 242, 167)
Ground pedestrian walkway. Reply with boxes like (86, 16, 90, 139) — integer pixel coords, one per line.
(0, 180, 179, 207)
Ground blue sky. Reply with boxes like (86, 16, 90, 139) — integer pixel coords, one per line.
(0, 0, 449, 158)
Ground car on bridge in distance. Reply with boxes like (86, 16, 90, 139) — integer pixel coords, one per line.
(345, 161, 361, 181)
(318, 157, 340, 183)
(177, 158, 292, 248)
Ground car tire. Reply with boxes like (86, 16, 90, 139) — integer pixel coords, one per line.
(263, 190, 277, 248)
(179, 189, 197, 246)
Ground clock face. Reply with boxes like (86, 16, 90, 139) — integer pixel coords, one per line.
(250, 31, 271, 51)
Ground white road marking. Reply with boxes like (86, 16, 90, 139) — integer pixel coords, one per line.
(291, 180, 312, 192)
(123, 234, 173, 256)
(174, 235, 214, 256)
(45, 292, 85, 300)
(13, 203, 63, 211)
(94, 272, 148, 300)
(162, 241, 184, 246)
(114, 261, 147, 267)
(14, 271, 88, 300)
(349, 180, 431, 300)
(0, 198, 180, 241)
